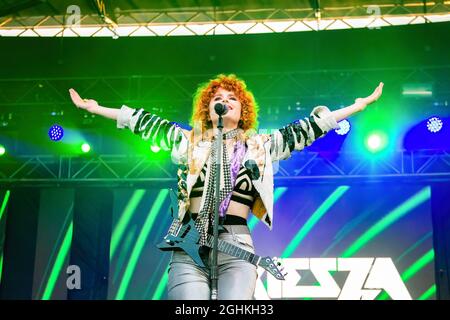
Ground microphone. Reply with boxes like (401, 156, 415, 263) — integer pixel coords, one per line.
(214, 103, 228, 116)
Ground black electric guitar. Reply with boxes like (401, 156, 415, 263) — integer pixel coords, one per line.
(157, 214, 286, 281)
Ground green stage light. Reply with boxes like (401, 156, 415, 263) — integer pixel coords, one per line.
(81, 143, 91, 153)
(365, 132, 388, 153)
(150, 145, 160, 153)
(368, 135, 381, 150)
(0, 145, 5, 156)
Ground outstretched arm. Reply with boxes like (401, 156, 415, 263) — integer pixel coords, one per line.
(331, 82, 384, 122)
(69, 88, 119, 120)
(270, 82, 384, 161)
(69, 88, 188, 152)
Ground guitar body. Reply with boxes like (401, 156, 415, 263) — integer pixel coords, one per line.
(157, 216, 208, 267)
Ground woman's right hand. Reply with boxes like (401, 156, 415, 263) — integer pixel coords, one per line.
(69, 88, 100, 114)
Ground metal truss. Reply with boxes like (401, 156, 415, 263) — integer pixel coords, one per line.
(275, 149, 450, 185)
(0, 154, 177, 188)
(1, 65, 449, 127)
(0, 1, 449, 37)
(1, 149, 449, 187)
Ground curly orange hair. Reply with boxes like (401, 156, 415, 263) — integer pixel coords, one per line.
(191, 74, 258, 133)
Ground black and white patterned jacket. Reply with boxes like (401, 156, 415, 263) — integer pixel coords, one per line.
(117, 105, 338, 230)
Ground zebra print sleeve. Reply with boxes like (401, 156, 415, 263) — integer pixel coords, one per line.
(270, 105, 339, 161)
(117, 105, 187, 151)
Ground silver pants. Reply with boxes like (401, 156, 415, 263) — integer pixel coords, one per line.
(167, 225, 258, 300)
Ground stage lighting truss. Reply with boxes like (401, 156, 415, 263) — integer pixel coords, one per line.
(427, 117, 443, 133)
(1, 150, 450, 187)
(0, 2, 449, 37)
(0, 66, 449, 136)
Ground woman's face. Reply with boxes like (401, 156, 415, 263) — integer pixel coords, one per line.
(208, 87, 242, 129)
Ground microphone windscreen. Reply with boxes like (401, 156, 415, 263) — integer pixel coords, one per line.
(214, 103, 228, 116)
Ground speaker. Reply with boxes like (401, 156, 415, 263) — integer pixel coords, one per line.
(0, 188, 40, 299)
(431, 183, 450, 300)
(67, 188, 113, 300)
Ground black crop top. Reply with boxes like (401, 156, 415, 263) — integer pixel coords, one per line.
(190, 163, 257, 207)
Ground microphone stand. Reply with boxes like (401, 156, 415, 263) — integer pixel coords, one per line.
(210, 114, 224, 301)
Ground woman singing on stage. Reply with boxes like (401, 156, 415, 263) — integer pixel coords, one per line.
(69, 74, 383, 300)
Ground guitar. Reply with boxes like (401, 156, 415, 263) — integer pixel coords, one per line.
(157, 214, 286, 281)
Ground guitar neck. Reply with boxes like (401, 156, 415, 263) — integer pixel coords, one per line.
(206, 234, 260, 266)
(162, 219, 285, 281)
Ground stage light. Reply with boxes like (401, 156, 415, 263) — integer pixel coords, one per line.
(0, 145, 5, 156)
(365, 132, 387, 153)
(48, 124, 64, 141)
(81, 143, 91, 153)
(402, 83, 432, 97)
(368, 135, 381, 150)
(335, 120, 351, 135)
(151, 145, 160, 153)
(427, 117, 443, 133)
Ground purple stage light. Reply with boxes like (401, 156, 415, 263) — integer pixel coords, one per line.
(335, 119, 351, 135)
(427, 117, 443, 133)
(48, 124, 64, 141)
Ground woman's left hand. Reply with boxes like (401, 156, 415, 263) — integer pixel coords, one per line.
(354, 82, 384, 111)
